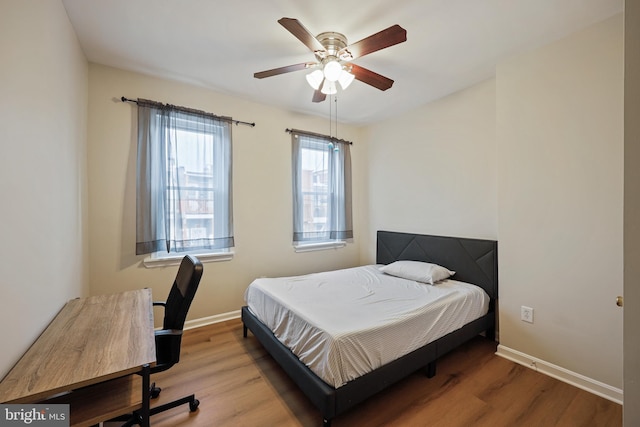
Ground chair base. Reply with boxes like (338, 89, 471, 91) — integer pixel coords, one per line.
(150, 394, 200, 416)
(109, 394, 199, 426)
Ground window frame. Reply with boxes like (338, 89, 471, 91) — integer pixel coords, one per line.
(291, 131, 352, 251)
(143, 248, 233, 267)
(136, 103, 234, 266)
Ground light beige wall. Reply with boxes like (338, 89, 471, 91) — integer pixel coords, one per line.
(87, 64, 365, 323)
(0, 1, 88, 378)
(496, 15, 623, 388)
(362, 78, 498, 261)
(624, 0, 640, 422)
(364, 14, 623, 392)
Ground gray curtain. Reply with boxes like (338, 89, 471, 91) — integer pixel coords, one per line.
(136, 99, 233, 255)
(292, 132, 352, 242)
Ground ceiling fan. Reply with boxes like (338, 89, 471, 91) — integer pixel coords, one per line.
(254, 18, 407, 102)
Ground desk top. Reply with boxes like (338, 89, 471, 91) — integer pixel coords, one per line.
(0, 289, 156, 403)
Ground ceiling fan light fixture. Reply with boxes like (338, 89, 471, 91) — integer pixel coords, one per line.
(323, 60, 342, 82)
(338, 70, 355, 90)
(306, 70, 324, 90)
(321, 80, 337, 95)
(254, 18, 406, 102)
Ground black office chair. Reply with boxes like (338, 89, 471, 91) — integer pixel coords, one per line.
(112, 255, 203, 426)
(147, 254, 203, 416)
(111, 255, 203, 426)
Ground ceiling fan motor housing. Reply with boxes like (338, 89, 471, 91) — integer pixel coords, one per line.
(315, 32, 351, 61)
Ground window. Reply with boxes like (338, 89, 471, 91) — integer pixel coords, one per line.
(291, 131, 352, 248)
(136, 100, 233, 263)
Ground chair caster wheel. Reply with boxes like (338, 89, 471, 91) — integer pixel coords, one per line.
(150, 383, 161, 399)
(189, 399, 200, 412)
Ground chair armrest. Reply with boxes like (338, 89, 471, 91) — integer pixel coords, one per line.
(155, 329, 183, 337)
(153, 301, 166, 307)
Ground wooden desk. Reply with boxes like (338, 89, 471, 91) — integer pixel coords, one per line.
(0, 289, 156, 426)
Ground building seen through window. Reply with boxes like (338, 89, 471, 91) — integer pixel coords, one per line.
(300, 145, 330, 235)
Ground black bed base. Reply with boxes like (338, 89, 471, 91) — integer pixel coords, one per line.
(242, 231, 498, 426)
(242, 306, 494, 426)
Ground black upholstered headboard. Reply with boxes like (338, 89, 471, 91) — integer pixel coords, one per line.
(376, 230, 498, 301)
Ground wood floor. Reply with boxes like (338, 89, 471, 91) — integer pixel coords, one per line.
(145, 319, 621, 427)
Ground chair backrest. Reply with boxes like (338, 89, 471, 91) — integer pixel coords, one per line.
(162, 255, 204, 331)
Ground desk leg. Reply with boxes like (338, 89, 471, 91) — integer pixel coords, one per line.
(141, 364, 151, 427)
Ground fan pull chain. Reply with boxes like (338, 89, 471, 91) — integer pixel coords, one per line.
(335, 96, 338, 141)
(329, 93, 333, 139)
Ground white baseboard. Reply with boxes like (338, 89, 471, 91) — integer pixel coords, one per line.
(184, 309, 241, 330)
(496, 345, 623, 405)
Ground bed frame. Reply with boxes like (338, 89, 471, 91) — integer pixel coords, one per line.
(241, 230, 498, 426)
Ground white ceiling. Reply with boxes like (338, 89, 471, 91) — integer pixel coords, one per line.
(62, 0, 621, 124)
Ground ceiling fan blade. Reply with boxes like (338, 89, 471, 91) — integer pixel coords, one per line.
(338, 24, 407, 60)
(254, 62, 316, 79)
(278, 17, 326, 54)
(312, 80, 326, 102)
(312, 90, 327, 103)
(349, 64, 394, 91)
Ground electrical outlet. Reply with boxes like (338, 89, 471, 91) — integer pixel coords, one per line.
(521, 306, 534, 323)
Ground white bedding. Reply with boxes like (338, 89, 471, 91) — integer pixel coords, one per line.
(244, 265, 489, 388)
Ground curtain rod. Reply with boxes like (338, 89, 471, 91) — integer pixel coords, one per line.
(121, 97, 256, 127)
(285, 128, 353, 145)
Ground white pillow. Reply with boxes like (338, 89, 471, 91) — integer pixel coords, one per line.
(379, 260, 455, 285)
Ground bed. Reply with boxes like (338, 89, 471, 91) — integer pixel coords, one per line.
(241, 230, 498, 426)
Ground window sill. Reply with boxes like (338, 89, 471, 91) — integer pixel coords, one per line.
(143, 251, 234, 268)
(293, 241, 347, 253)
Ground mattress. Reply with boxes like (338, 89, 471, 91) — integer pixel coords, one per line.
(244, 265, 489, 388)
